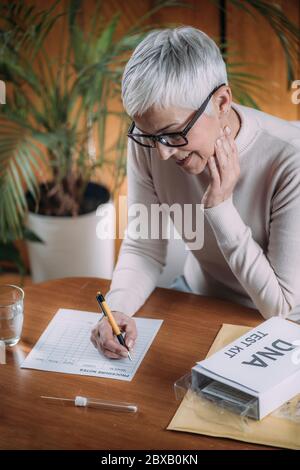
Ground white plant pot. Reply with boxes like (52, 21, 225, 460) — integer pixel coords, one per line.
(26, 199, 115, 283)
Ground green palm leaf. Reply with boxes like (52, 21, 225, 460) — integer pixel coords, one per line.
(0, 118, 44, 241)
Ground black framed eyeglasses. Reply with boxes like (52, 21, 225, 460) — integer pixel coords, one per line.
(127, 83, 226, 148)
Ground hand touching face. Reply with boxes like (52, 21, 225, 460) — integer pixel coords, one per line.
(201, 126, 240, 208)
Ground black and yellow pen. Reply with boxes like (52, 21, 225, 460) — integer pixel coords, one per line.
(96, 291, 132, 361)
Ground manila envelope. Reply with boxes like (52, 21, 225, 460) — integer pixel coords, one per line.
(167, 324, 300, 449)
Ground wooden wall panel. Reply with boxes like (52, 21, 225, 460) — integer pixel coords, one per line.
(227, 0, 300, 120)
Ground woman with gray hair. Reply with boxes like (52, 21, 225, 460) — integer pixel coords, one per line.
(91, 26, 300, 359)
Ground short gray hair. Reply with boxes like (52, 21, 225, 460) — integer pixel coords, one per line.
(122, 26, 228, 118)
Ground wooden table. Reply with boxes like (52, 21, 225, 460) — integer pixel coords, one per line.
(0, 277, 271, 450)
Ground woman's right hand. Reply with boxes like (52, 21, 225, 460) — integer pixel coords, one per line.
(90, 311, 137, 359)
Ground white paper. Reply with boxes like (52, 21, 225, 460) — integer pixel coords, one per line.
(21, 308, 163, 381)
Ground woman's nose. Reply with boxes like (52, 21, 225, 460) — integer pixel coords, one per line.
(156, 142, 177, 161)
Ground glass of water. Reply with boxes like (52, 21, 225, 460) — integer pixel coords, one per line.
(0, 284, 24, 346)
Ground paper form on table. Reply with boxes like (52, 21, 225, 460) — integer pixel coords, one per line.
(21, 308, 163, 381)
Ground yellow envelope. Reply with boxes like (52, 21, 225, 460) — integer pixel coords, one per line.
(167, 324, 300, 449)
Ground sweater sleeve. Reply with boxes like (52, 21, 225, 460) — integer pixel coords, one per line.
(204, 168, 300, 319)
(105, 140, 168, 316)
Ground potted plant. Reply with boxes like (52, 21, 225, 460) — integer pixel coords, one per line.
(0, 0, 181, 282)
(0, 0, 299, 282)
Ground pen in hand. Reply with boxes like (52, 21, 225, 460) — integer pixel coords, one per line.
(96, 291, 133, 361)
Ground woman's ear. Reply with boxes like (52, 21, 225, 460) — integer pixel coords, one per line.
(215, 86, 232, 118)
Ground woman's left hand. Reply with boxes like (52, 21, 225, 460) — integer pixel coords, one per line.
(201, 126, 240, 208)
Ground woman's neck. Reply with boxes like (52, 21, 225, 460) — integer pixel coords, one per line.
(228, 106, 242, 140)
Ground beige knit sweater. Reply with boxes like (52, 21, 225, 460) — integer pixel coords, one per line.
(105, 103, 300, 322)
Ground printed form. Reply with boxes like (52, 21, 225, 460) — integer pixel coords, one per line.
(21, 308, 163, 381)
